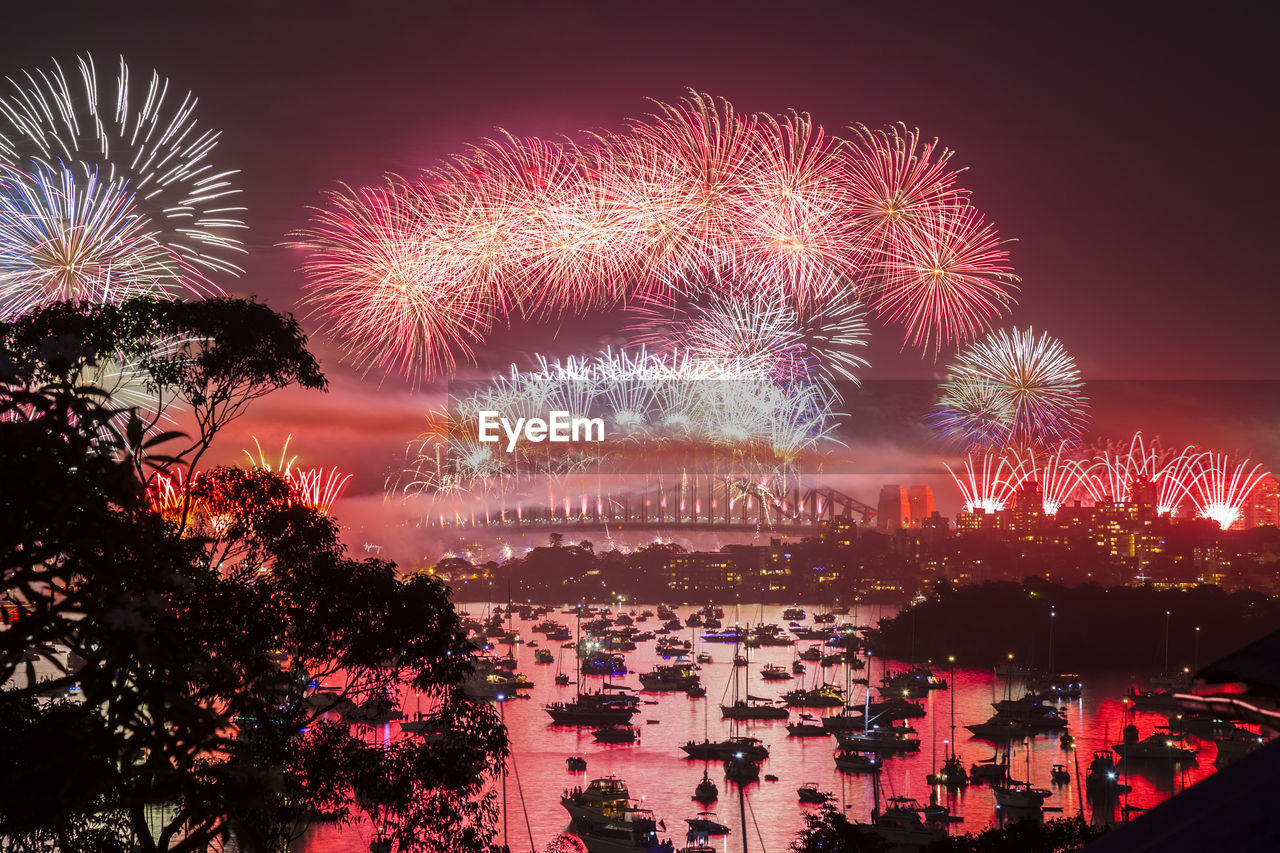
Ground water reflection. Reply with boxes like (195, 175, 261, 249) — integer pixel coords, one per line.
(296, 604, 1225, 852)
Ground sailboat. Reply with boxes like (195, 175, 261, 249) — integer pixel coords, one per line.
(546, 606, 638, 726)
(927, 661, 968, 789)
(720, 627, 786, 720)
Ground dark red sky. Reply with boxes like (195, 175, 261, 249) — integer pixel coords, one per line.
(8, 1, 1279, 543)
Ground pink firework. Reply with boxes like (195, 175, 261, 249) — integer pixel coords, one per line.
(288, 467, 353, 515)
(871, 205, 1019, 354)
(1190, 452, 1270, 530)
(1154, 446, 1202, 517)
(1009, 445, 1090, 515)
(243, 436, 353, 515)
(300, 178, 496, 379)
(844, 123, 968, 253)
(947, 451, 1024, 513)
(738, 111, 861, 306)
(300, 92, 1019, 379)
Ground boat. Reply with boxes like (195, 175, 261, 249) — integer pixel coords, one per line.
(685, 685, 707, 698)
(881, 666, 947, 697)
(1111, 724, 1197, 763)
(684, 814, 729, 836)
(782, 607, 806, 621)
(692, 772, 718, 804)
(834, 725, 921, 753)
(534, 648, 554, 664)
(994, 661, 1036, 679)
(567, 756, 588, 771)
(783, 684, 845, 708)
(581, 651, 628, 676)
(593, 725, 639, 743)
(834, 749, 881, 773)
(867, 788, 946, 848)
(792, 660, 806, 675)
(968, 754, 1010, 785)
(696, 652, 713, 664)
(723, 756, 759, 784)
(992, 779, 1051, 812)
(1029, 671, 1083, 699)
(1214, 733, 1268, 767)
(797, 782, 832, 803)
(965, 717, 1030, 740)
(546, 692, 639, 726)
(680, 736, 769, 762)
(760, 664, 792, 681)
(926, 753, 969, 789)
(463, 659, 533, 700)
(820, 709, 867, 731)
(786, 716, 829, 737)
(1085, 750, 1131, 799)
(562, 778, 676, 853)
(555, 673, 571, 686)
(638, 663, 701, 692)
(721, 699, 789, 720)
(868, 697, 927, 721)
(798, 646, 824, 662)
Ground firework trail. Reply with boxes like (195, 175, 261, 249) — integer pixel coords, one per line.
(300, 92, 1018, 381)
(243, 435, 353, 515)
(1191, 452, 1270, 530)
(0, 55, 243, 313)
(946, 451, 1023, 513)
(929, 327, 1087, 451)
(1009, 444, 1091, 515)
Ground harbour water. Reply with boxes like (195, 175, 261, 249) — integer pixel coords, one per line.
(296, 603, 1222, 852)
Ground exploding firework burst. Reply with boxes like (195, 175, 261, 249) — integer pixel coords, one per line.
(929, 327, 1087, 451)
(0, 165, 210, 319)
(870, 205, 1019, 354)
(0, 54, 243, 308)
(300, 92, 1018, 380)
(630, 284, 870, 394)
(395, 345, 838, 499)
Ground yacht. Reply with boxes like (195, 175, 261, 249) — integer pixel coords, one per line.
(1111, 725, 1197, 763)
(834, 749, 882, 773)
(834, 725, 921, 753)
(783, 684, 845, 708)
(638, 663, 700, 692)
(562, 777, 675, 853)
(760, 664, 792, 681)
(680, 736, 769, 762)
(992, 779, 1051, 811)
(546, 691, 639, 726)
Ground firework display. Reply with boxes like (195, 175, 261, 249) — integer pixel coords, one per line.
(0, 55, 242, 318)
(243, 436, 354, 515)
(947, 432, 1271, 530)
(300, 93, 1018, 380)
(396, 346, 836, 510)
(146, 438, 351, 525)
(929, 327, 1087, 451)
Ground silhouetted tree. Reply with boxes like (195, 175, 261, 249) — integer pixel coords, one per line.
(0, 299, 505, 852)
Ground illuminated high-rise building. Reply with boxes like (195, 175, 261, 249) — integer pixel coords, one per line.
(1241, 476, 1279, 529)
(907, 486, 937, 526)
(878, 485, 911, 529)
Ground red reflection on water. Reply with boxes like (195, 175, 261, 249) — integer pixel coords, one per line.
(295, 604, 1226, 852)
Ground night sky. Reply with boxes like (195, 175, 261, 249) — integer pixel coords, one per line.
(9, 2, 1279, 548)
